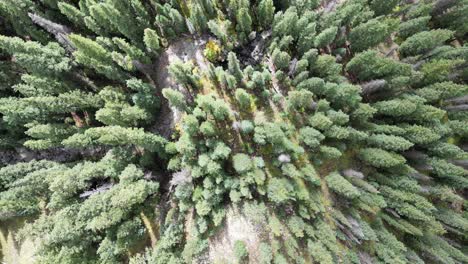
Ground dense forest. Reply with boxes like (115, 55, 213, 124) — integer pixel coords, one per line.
(0, 0, 467, 263)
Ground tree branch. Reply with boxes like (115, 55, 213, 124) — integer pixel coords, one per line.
(28, 13, 75, 53)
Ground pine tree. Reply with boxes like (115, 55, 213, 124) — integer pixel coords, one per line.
(369, 0, 399, 16)
(399, 29, 454, 57)
(267, 178, 294, 204)
(0, 0, 49, 42)
(189, 3, 209, 34)
(235, 88, 252, 109)
(228, 52, 243, 82)
(359, 148, 406, 168)
(70, 34, 127, 80)
(326, 171, 360, 199)
(287, 90, 314, 111)
(168, 59, 200, 89)
(431, 0, 468, 37)
(58, 2, 86, 26)
(398, 16, 431, 39)
(0, 91, 102, 125)
(349, 18, 395, 52)
(0, 36, 71, 76)
(63, 126, 167, 154)
(257, 0, 275, 29)
(1, 1, 468, 263)
(143, 28, 161, 53)
(208, 19, 232, 45)
(162, 88, 187, 111)
(232, 153, 253, 174)
(271, 48, 291, 71)
(346, 50, 412, 81)
(96, 86, 152, 127)
(299, 126, 324, 149)
(367, 134, 413, 151)
(153, 3, 186, 39)
(314, 26, 337, 49)
(236, 8, 252, 41)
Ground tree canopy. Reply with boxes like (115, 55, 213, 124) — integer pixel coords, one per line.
(0, 0, 467, 263)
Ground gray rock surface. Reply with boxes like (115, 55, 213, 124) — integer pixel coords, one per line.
(208, 206, 264, 263)
(149, 35, 210, 139)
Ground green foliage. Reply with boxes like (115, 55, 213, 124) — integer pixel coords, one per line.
(0, 151, 157, 263)
(271, 48, 291, 71)
(299, 126, 324, 148)
(232, 153, 252, 174)
(429, 158, 468, 187)
(367, 134, 413, 151)
(267, 178, 294, 204)
(195, 94, 231, 121)
(420, 59, 464, 85)
(0, 0, 48, 42)
(416, 81, 468, 102)
(326, 172, 360, 199)
(96, 86, 154, 127)
(369, 0, 399, 15)
(0, 90, 102, 125)
(257, 0, 275, 29)
(70, 34, 126, 80)
(346, 50, 412, 81)
(208, 20, 229, 45)
(200, 121, 216, 136)
(233, 240, 249, 263)
(162, 88, 187, 111)
(314, 26, 337, 48)
(259, 242, 273, 264)
(272, 6, 299, 38)
(287, 90, 314, 111)
(236, 8, 252, 38)
(0, 36, 70, 76)
(399, 29, 454, 57)
(240, 120, 254, 134)
(0, 160, 61, 218)
(58, 2, 86, 26)
(398, 16, 431, 39)
(349, 18, 394, 52)
(168, 59, 200, 89)
(311, 54, 341, 82)
(235, 88, 252, 109)
(24, 123, 78, 150)
(228, 52, 244, 82)
(1, 0, 468, 263)
(308, 113, 333, 130)
(402, 124, 441, 145)
(432, 0, 468, 37)
(63, 126, 167, 154)
(373, 98, 418, 117)
(359, 148, 406, 168)
(308, 241, 333, 264)
(143, 28, 161, 53)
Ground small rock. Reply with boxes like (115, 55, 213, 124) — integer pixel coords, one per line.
(278, 154, 291, 163)
(248, 31, 256, 41)
(232, 121, 241, 131)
